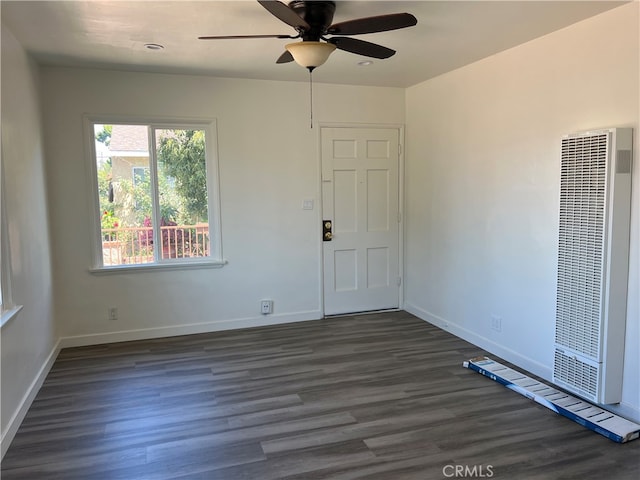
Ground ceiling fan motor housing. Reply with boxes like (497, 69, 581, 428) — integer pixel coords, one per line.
(288, 0, 336, 40)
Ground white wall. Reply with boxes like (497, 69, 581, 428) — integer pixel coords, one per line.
(0, 25, 58, 456)
(39, 68, 405, 345)
(405, 3, 639, 422)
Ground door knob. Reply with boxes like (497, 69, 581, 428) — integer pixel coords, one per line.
(323, 220, 332, 242)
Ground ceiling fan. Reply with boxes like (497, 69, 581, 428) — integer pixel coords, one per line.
(199, 0, 418, 70)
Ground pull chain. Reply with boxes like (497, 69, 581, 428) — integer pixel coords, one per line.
(308, 67, 314, 129)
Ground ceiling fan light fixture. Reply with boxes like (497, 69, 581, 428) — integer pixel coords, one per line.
(285, 41, 336, 70)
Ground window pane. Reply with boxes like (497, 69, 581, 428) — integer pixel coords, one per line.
(95, 124, 154, 265)
(155, 128, 210, 260)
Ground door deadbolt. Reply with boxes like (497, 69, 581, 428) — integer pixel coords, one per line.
(323, 220, 333, 241)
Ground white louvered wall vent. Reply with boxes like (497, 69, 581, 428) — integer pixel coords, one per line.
(553, 128, 633, 404)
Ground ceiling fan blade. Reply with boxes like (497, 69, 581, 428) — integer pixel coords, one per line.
(198, 34, 296, 40)
(328, 37, 395, 59)
(276, 51, 294, 64)
(258, 0, 310, 30)
(327, 13, 417, 35)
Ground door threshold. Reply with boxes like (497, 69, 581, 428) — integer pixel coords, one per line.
(324, 308, 401, 318)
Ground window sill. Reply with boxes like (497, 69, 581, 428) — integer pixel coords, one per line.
(1, 305, 24, 329)
(89, 259, 228, 275)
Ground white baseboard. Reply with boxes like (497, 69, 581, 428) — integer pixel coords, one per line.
(1, 339, 61, 460)
(59, 310, 324, 348)
(606, 401, 640, 424)
(403, 302, 552, 381)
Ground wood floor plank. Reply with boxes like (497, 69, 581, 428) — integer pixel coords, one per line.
(2, 311, 639, 479)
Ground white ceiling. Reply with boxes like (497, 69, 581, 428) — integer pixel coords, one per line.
(1, 0, 627, 88)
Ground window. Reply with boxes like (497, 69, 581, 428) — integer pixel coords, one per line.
(1, 170, 6, 314)
(87, 118, 223, 270)
(132, 166, 149, 187)
(0, 161, 22, 327)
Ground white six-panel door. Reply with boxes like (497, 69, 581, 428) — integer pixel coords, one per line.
(321, 127, 401, 315)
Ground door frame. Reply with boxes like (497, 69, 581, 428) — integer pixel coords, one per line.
(317, 122, 405, 316)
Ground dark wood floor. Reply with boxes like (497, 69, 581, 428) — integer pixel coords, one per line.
(2, 311, 639, 479)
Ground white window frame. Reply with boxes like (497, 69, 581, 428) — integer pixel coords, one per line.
(85, 116, 225, 273)
(0, 153, 23, 327)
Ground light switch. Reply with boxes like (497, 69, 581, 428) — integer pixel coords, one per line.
(303, 199, 314, 210)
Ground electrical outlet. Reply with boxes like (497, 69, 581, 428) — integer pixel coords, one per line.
(260, 300, 273, 315)
(108, 307, 118, 321)
(491, 314, 502, 332)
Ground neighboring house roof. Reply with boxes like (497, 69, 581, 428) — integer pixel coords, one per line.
(109, 124, 149, 156)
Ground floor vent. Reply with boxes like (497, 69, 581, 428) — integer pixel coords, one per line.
(464, 357, 640, 443)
